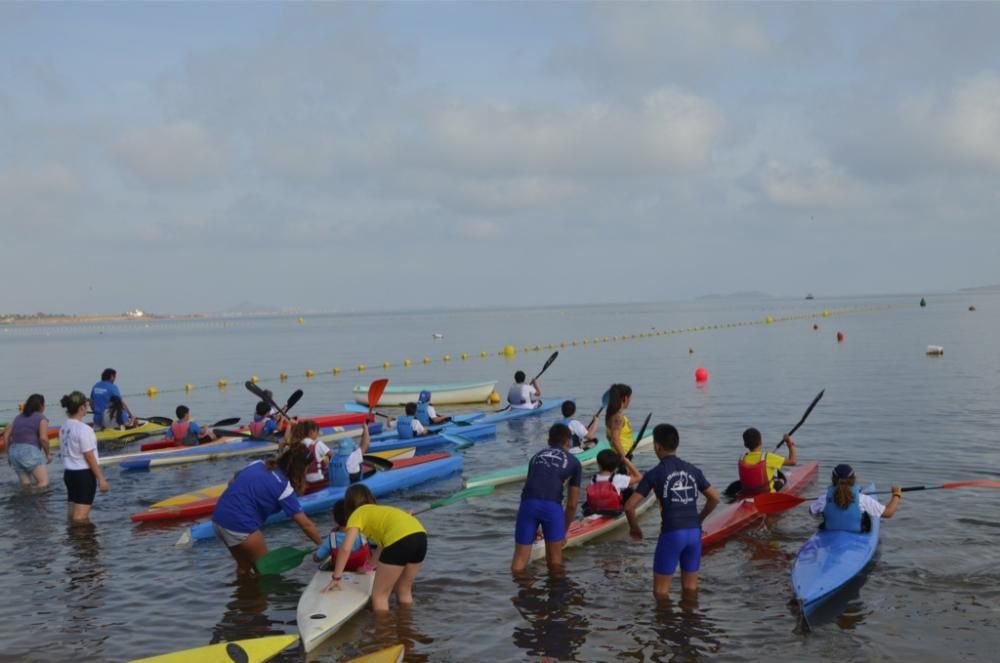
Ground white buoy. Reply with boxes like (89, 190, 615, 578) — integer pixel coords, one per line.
(926, 345, 944, 356)
(432, 333, 444, 339)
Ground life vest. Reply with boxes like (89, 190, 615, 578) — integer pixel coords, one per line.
(396, 415, 415, 440)
(248, 417, 268, 438)
(507, 384, 531, 406)
(329, 530, 370, 572)
(556, 418, 581, 447)
(737, 451, 771, 496)
(415, 401, 431, 426)
(822, 485, 863, 532)
(328, 438, 355, 487)
(303, 438, 325, 483)
(170, 421, 197, 446)
(585, 475, 623, 514)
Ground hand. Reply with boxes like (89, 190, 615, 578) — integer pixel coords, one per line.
(99, 478, 109, 492)
(891, 485, 902, 498)
(783, 434, 795, 447)
(322, 577, 342, 592)
(629, 525, 643, 541)
(46, 453, 53, 464)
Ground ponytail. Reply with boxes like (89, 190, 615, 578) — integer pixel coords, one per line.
(604, 383, 632, 429)
(288, 420, 317, 445)
(270, 442, 309, 495)
(832, 475, 856, 509)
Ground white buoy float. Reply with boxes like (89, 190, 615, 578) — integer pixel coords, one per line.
(926, 345, 944, 356)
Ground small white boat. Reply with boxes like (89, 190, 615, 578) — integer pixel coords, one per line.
(298, 569, 374, 653)
(926, 345, 944, 356)
(432, 332, 444, 339)
(353, 380, 497, 406)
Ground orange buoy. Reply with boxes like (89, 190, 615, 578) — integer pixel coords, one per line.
(695, 367, 709, 382)
(836, 332, 844, 342)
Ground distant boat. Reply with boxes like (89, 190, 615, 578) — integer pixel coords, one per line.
(432, 333, 444, 339)
(805, 293, 815, 300)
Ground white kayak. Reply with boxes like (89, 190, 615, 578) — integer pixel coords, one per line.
(353, 380, 497, 406)
(297, 569, 375, 653)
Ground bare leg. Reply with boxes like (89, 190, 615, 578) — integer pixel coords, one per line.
(69, 503, 93, 523)
(654, 572, 674, 601)
(31, 465, 49, 489)
(544, 539, 565, 572)
(229, 531, 268, 577)
(394, 562, 422, 605)
(372, 563, 406, 612)
(511, 543, 534, 573)
(680, 570, 699, 594)
(17, 472, 32, 488)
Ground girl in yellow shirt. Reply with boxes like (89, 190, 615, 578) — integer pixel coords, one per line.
(324, 484, 427, 612)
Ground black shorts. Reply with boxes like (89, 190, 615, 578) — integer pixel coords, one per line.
(379, 532, 427, 566)
(64, 469, 97, 505)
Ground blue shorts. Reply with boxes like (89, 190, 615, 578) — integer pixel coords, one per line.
(654, 527, 702, 575)
(8, 444, 45, 475)
(515, 498, 566, 545)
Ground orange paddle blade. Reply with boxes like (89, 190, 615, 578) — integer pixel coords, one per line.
(368, 379, 389, 409)
(941, 480, 1000, 489)
(752, 492, 809, 515)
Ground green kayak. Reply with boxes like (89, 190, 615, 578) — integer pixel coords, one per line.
(462, 434, 654, 490)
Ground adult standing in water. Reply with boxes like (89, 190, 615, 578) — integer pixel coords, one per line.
(90, 368, 131, 431)
(59, 391, 110, 523)
(605, 383, 634, 458)
(3, 393, 52, 489)
(624, 423, 720, 601)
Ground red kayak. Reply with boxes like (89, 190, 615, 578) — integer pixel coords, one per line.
(701, 461, 819, 547)
(130, 452, 446, 523)
(139, 412, 372, 451)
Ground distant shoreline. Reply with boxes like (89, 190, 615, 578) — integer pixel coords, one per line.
(1, 314, 203, 326)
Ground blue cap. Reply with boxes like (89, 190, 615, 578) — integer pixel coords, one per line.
(418, 390, 431, 403)
(832, 464, 855, 480)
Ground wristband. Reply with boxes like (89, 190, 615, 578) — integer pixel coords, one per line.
(332, 574, 342, 581)
(891, 492, 902, 499)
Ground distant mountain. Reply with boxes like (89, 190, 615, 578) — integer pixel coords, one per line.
(696, 291, 773, 301)
(960, 284, 1000, 293)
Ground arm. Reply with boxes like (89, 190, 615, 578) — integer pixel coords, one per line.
(563, 485, 579, 531)
(585, 415, 600, 440)
(324, 527, 360, 590)
(531, 380, 542, 398)
(624, 491, 645, 539)
(291, 511, 323, 546)
(2, 424, 11, 450)
(312, 536, 332, 562)
(83, 450, 109, 492)
(358, 422, 370, 454)
(782, 434, 797, 467)
(698, 486, 721, 523)
(881, 485, 903, 519)
(622, 457, 642, 486)
(39, 419, 52, 460)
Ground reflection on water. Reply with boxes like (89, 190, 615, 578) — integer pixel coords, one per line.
(643, 593, 722, 663)
(370, 606, 433, 663)
(511, 570, 590, 660)
(212, 574, 297, 644)
(64, 522, 109, 660)
(796, 566, 873, 632)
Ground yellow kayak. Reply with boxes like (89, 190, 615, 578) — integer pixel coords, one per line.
(129, 634, 298, 663)
(150, 447, 417, 509)
(47, 420, 167, 450)
(349, 644, 405, 663)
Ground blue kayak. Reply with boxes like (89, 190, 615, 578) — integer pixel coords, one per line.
(367, 412, 484, 443)
(470, 398, 566, 425)
(367, 423, 496, 453)
(182, 452, 464, 544)
(119, 440, 277, 471)
(792, 483, 880, 620)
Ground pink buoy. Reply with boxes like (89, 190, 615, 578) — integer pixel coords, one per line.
(695, 367, 709, 382)
(836, 331, 844, 342)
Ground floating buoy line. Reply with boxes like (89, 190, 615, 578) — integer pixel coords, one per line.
(0, 305, 890, 413)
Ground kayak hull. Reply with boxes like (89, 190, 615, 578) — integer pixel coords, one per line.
(348, 644, 406, 663)
(120, 440, 278, 471)
(792, 482, 880, 619)
(530, 492, 656, 561)
(128, 634, 298, 663)
(354, 381, 497, 406)
(368, 423, 496, 453)
(298, 569, 374, 652)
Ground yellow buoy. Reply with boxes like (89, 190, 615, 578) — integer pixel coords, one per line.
(279, 372, 288, 381)
(533, 345, 541, 351)
(306, 369, 316, 377)
(218, 379, 228, 388)
(355, 364, 364, 373)
(560, 341, 566, 348)
(503, 345, 516, 356)
(821, 309, 830, 318)
(146, 387, 158, 397)
(383, 361, 391, 369)
(250, 375, 259, 384)
(572, 340, 578, 346)
(443, 354, 451, 361)
(297, 317, 304, 324)
(404, 359, 412, 367)
(17, 402, 24, 412)
(523, 346, 531, 352)
(184, 383, 194, 392)
(423, 356, 432, 364)
(489, 391, 500, 404)
(332, 367, 342, 375)
(480, 351, 488, 358)
(461, 353, 469, 360)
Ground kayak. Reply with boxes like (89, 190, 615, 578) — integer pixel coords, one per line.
(367, 411, 484, 442)
(131, 449, 423, 522)
(297, 569, 375, 652)
(129, 634, 298, 662)
(354, 380, 497, 406)
(463, 433, 654, 490)
(530, 492, 656, 562)
(471, 398, 566, 425)
(120, 439, 278, 471)
(701, 461, 820, 547)
(348, 644, 405, 663)
(43, 420, 167, 450)
(139, 418, 378, 452)
(792, 482, 880, 621)
(180, 452, 464, 543)
(368, 422, 496, 453)
(97, 435, 262, 466)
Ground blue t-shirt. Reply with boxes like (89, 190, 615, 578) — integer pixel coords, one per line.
(212, 461, 302, 533)
(314, 529, 366, 560)
(521, 447, 582, 503)
(90, 380, 121, 425)
(635, 455, 711, 532)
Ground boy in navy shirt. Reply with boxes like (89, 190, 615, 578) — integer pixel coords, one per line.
(511, 423, 581, 572)
(624, 423, 720, 600)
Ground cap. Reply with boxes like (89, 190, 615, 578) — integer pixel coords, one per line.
(418, 390, 431, 403)
(832, 464, 855, 480)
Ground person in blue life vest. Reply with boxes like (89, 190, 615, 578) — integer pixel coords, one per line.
(555, 400, 599, 450)
(165, 405, 216, 446)
(248, 401, 289, 438)
(624, 423, 721, 600)
(583, 449, 641, 516)
(809, 464, 902, 532)
(507, 371, 541, 410)
(390, 403, 431, 439)
(313, 499, 372, 572)
(90, 368, 132, 431)
(736, 427, 798, 496)
(415, 391, 451, 426)
(511, 423, 581, 572)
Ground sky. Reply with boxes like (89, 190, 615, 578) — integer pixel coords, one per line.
(2, 1, 999, 314)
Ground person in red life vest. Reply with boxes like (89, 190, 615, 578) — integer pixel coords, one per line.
(165, 405, 217, 446)
(285, 420, 332, 487)
(583, 449, 641, 516)
(736, 427, 797, 496)
(248, 400, 289, 439)
(312, 499, 372, 572)
(810, 464, 902, 532)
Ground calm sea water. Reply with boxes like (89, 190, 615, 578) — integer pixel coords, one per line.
(1, 295, 997, 662)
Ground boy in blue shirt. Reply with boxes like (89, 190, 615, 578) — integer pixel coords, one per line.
(91, 368, 130, 431)
(166, 405, 216, 446)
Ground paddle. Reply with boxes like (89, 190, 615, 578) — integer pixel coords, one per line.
(411, 485, 496, 516)
(626, 412, 652, 460)
(256, 545, 313, 575)
(367, 378, 389, 410)
(245, 383, 304, 419)
(362, 454, 393, 470)
(344, 402, 392, 419)
(753, 479, 1000, 515)
(146, 416, 174, 426)
(499, 351, 559, 413)
(724, 389, 825, 498)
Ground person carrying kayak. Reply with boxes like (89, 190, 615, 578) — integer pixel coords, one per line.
(507, 371, 541, 410)
(583, 449, 641, 516)
(165, 405, 216, 446)
(211, 445, 323, 576)
(736, 427, 797, 496)
(312, 499, 372, 572)
(90, 368, 132, 431)
(810, 464, 902, 531)
(511, 423, 582, 572)
(605, 383, 633, 457)
(323, 484, 427, 613)
(389, 403, 431, 439)
(556, 400, 599, 450)
(624, 423, 721, 600)
(416, 391, 451, 426)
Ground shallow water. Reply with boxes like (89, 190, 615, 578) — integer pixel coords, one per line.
(1, 294, 998, 661)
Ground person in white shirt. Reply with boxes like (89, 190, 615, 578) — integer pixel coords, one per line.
(809, 464, 902, 531)
(58, 391, 109, 523)
(556, 400, 599, 450)
(389, 403, 430, 440)
(507, 371, 541, 410)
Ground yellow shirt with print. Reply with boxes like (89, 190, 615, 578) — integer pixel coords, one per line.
(346, 504, 426, 549)
(742, 451, 785, 492)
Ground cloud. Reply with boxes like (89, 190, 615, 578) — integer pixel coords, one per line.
(455, 218, 502, 241)
(113, 121, 228, 188)
(756, 158, 868, 208)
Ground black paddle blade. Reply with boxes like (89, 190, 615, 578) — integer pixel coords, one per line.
(212, 417, 240, 427)
(533, 351, 559, 381)
(779, 389, 825, 448)
(723, 480, 743, 498)
(627, 412, 653, 459)
(284, 389, 304, 412)
(146, 416, 173, 426)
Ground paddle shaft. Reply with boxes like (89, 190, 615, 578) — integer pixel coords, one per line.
(777, 389, 824, 450)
